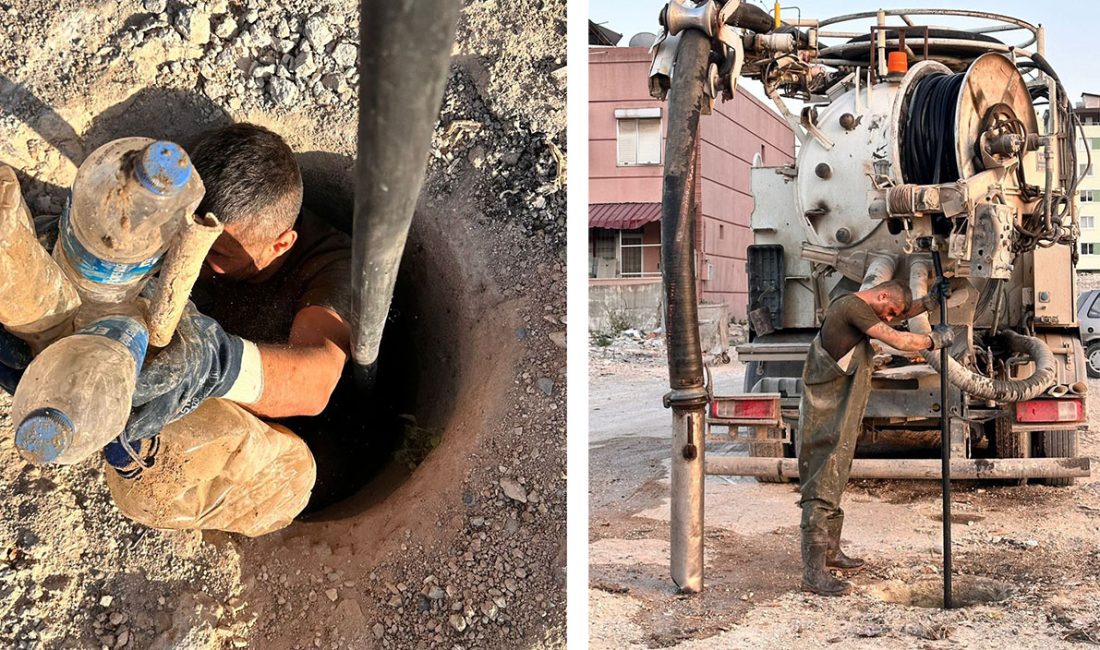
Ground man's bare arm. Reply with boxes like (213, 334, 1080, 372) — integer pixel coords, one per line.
(243, 306, 351, 418)
(865, 321, 931, 352)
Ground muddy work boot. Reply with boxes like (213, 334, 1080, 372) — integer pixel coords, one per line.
(801, 538, 853, 596)
(826, 518, 865, 571)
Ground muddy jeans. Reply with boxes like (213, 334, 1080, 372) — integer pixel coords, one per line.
(797, 336, 873, 542)
(105, 399, 316, 538)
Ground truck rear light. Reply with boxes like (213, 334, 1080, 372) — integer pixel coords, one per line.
(1016, 399, 1083, 423)
(711, 397, 777, 420)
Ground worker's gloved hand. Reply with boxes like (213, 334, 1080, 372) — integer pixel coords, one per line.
(0, 326, 32, 395)
(123, 305, 247, 443)
(927, 324, 955, 350)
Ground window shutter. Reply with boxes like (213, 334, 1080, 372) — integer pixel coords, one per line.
(636, 118, 662, 164)
(617, 119, 637, 165)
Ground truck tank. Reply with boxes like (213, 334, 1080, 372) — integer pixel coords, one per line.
(650, 7, 1088, 485)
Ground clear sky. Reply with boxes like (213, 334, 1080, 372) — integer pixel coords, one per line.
(589, 1, 1100, 104)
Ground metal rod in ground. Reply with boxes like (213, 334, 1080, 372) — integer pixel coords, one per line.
(932, 250, 953, 609)
(661, 28, 710, 594)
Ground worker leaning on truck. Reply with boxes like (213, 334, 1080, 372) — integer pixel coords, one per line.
(799, 280, 955, 596)
(0, 123, 357, 537)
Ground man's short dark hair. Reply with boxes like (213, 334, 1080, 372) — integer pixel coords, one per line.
(874, 279, 913, 311)
(190, 123, 303, 243)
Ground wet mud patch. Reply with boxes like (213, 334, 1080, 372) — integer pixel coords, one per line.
(589, 523, 800, 647)
(867, 576, 1012, 608)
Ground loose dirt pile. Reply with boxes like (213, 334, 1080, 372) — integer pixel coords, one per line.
(0, 0, 565, 648)
(590, 340, 1100, 649)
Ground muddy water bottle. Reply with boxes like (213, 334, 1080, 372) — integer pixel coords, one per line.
(12, 315, 148, 465)
(54, 138, 204, 306)
(0, 165, 81, 349)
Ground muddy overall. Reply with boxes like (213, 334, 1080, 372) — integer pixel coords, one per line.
(798, 335, 873, 595)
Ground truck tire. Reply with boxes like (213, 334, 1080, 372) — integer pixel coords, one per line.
(993, 417, 1028, 485)
(745, 360, 796, 483)
(993, 417, 1028, 459)
(1087, 342, 1100, 379)
(1038, 430, 1078, 487)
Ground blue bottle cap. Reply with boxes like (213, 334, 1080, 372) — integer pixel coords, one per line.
(135, 141, 193, 196)
(16, 407, 75, 464)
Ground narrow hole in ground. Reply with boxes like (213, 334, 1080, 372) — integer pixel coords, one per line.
(868, 576, 1012, 608)
(287, 153, 455, 520)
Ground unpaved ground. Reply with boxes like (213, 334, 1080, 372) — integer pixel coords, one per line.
(590, 336, 1100, 649)
(0, 0, 565, 648)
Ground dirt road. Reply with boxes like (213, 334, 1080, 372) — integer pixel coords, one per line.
(590, 340, 1100, 649)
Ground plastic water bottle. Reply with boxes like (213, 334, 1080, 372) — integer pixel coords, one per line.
(0, 164, 81, 350)
(54, 138, 204, 306)
(12, 315, 148, 465)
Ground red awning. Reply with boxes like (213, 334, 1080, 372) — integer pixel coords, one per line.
(589, 203, 661, 230)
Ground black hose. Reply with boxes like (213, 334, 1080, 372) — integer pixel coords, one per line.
(728, 4, 774, 34)
(662, 31, 710, 392)
(902, 73, 966, 185)
(351, 0, 460, 375)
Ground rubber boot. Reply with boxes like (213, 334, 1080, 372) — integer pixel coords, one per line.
(801, 537, 853, 596)
(826, 517, 865, 571)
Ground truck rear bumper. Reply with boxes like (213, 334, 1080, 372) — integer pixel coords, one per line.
(706, 456, 1091, 480)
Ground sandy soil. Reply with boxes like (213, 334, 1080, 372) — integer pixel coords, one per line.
(589, 337, 1100, 649)
(0, 0, 565, 648)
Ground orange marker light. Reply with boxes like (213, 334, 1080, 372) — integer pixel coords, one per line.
(887, 51, 909, 75)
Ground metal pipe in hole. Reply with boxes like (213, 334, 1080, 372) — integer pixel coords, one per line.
(931, 250, 953, 609)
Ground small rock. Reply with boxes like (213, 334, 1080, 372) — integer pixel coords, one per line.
(331, 42, 357, 67)
(500, 477, 528, 503)
(267, 76, 299, 106)
(108, 612, 125, 626)
(536, 377, 554, 396)
(143, 0, 167, 12)
(290, 51, 316, 78)
(303, 15, 334, 50)
(213, 15, 237, 40)
(174, 6, 211, 45)
(99, 595, 113, 607)
(448, 613, 467, 632)
(372, 622, 384, 640)
(115, 628, 129, 647)
(427, 586, 446, 600)
(325, 588, 339, 602)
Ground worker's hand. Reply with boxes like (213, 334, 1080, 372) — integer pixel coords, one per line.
(123, 305, 246, 442)
(927, 324, 955, 350)
(0, 326, 32, 395)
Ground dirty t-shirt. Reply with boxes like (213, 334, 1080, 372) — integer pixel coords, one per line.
(191, 210, 352, 344)
(819, 294, 882, 363)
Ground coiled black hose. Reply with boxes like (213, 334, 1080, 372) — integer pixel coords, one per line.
(902, 73, 966, 185)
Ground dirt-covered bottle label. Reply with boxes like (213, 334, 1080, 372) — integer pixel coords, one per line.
(79, 316, 149, 370)
(60, 196, 162, 285)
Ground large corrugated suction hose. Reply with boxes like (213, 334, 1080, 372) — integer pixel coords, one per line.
(910, 260, 1056, 401)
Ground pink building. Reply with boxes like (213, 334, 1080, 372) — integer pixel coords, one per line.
(589, 46, 795, 330)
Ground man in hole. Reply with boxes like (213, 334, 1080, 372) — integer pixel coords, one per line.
(798, 280, 953, 595)
(0, 123, 378, 536)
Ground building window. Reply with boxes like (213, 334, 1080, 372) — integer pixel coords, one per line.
(1084, 190, 1095, 203)
(1091, 138, 1100, 149)
(719, 224, 725, 239)
(1080, 163, 1093, 179)
(590, 228, 617, 278)
(1083, 215, 1096, 229)
(615, 108, 662, 166)
(620, 230, 644, 275)
(1082, 242, 1096, 256)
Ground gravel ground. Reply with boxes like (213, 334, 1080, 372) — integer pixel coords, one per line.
(0, 0, 565, 647)
(590, 337, 1100, 649)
